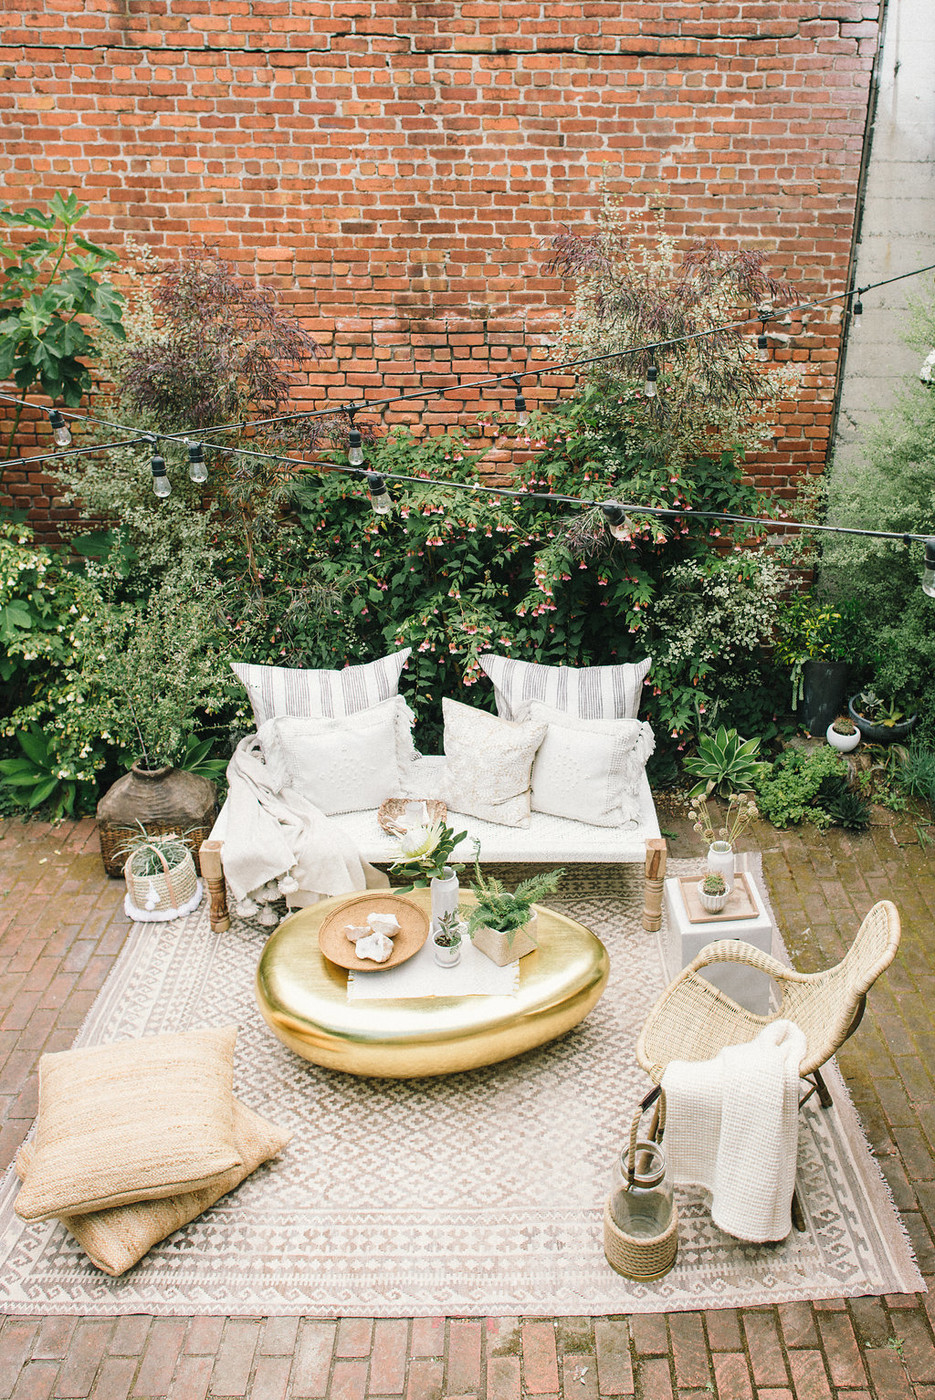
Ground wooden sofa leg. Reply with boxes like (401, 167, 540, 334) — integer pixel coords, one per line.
(642, 838, 667, 932)
(199, 839, 231, 933)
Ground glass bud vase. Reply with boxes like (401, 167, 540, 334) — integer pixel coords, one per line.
(706, 840, 735, 892)
(430, 865, 459, 933)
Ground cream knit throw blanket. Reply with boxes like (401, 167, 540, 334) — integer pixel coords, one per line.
(661, 1020, 807, 1243)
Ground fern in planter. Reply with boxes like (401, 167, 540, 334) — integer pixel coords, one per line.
(463, 851, 565, 943)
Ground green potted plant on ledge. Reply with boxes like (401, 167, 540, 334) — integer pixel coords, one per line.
(463, 849, 565, 967)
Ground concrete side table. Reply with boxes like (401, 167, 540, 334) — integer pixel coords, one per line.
(661, 859, 776, 1015)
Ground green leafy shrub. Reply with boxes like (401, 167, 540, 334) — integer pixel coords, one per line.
(819, 288, 935, 741)
(897, 744, 935, 811)
(293, 407, 783, 752)
(0, 725, 97, 820)
(755, 746, 854, 828)
(0, 191, 125, 466)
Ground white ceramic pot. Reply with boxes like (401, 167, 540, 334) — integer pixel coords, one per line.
(826, 722, 860, 753)
(430, 866, 460, 933)
(697, 882, 729, 915)
(433, 936, 462, 967)
(471, 910, 538, 966)
(706, 841, 735, 892)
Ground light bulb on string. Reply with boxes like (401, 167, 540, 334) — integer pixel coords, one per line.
(852, 292, 864, 329)
(150, 446, 171, 499)
(48, 409, 72, 447)
(644, 363, 658, 399)
(346, 408, 364, 467)
(186, 440, 208, 483)
(600, 500, 634, 542)
(511, 377, 529, 426)
(757, 332, 769, 362)
(367, 472, 393, 516)
(923, 539, 935, 598)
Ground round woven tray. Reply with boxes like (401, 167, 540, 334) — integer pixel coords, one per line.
(318, 893, 429, 971)
(377, 797, 447, 836)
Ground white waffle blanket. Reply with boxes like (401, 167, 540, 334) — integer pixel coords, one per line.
(660, 1020, 807, 1243)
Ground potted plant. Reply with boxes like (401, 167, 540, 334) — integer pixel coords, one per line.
(463, 848, 565, 966)
(84, 571, 231, 876)
(847, 690, 919, 745)
(697, 870, 729, 914)
(774, 595, 859, 737)
(432, 910, 464, 967)
(117, 826, 202, 922)
(826, 715, 860, 753)
(688, 792, 759, 892)
(388, 818, 469, 931)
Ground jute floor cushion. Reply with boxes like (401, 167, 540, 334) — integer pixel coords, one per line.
(16, 1099, 291, 1276)
(14, 1024, 241, 1222)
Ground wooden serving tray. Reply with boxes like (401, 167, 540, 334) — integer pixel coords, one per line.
(678, 871, 758, 923)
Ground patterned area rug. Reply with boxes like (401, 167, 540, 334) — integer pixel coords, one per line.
(0, 860, 922, 1316)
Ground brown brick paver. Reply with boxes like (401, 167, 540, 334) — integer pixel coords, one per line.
(2, 812, 935, 1398)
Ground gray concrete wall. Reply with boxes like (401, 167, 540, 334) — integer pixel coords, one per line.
(833, 0, 935, 468)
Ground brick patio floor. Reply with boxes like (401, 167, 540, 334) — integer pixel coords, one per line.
(1, 810, 934, 1399)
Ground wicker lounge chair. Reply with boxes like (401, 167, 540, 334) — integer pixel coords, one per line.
(636, 899, 901, 1112)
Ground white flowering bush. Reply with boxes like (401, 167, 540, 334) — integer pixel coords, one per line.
(647, 553, 789, 739)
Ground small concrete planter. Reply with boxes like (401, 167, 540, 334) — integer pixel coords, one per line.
(826, 722, 860, 753)
(697, 883, 729, 915)
(433, 934, 462, 967)
(471, 911, 538, 966)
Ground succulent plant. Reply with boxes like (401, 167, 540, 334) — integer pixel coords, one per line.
(832, 716, 857, 736)
(433, 911, 463, 947)
(701, 871, 727, 897)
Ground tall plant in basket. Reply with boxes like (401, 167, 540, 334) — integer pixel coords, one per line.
(81, 564, 234, 876)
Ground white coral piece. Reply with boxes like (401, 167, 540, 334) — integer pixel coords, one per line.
(354, 931, 394, 963)
(366, 911, 400, 937)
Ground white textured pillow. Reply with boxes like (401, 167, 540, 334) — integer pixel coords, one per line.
(442, 699, 546, 829)
(260, 698, 415, 815)
(479, 653, 652, 722)
(232, 648, 411, 727)
(525, 702, 655, 827)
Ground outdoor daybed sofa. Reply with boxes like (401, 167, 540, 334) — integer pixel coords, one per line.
(200, 649, 663, 933)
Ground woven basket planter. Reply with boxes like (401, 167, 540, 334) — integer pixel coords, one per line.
(123, 841, 203, 923)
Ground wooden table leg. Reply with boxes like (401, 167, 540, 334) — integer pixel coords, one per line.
(642, 838, 667, 932)
(199, 839, 230, 933)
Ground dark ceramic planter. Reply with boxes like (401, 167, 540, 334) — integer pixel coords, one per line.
(847, 696, 918, 746)
(96, 764, 217, 877)
(802, 660, 849, 738)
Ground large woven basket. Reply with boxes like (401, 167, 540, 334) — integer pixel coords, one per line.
(603, 1092, 678, 1281)
(123, 841, 201, 922)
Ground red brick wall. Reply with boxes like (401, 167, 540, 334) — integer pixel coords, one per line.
(0, 2, 882, 539)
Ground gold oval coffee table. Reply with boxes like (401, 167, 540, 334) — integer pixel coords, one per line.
(255, 888, 609, 1077)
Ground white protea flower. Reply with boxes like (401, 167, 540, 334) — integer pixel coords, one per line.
(390, 819, 444, 870)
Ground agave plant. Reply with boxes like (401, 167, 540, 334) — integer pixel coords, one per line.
(684, 725, 769, 798)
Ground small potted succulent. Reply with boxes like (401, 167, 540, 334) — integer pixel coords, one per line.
(697, 870, 729, 915)
(826, 714, 860, 753)
(432, 910, 464, 967)
(463, 847, 565, 966)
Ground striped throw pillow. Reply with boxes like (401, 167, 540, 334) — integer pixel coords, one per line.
(479, 654, 652, 723)
(232, 648, 411, 728)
